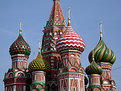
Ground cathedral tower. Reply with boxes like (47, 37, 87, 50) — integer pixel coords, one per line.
(86, 51, 103, 91)
(56, 8, 86, 91)
(88, 22, 116, 91)
(28, 42, 50, 91)
(3, 21, 31, 91)
(41, 0, 66, 90)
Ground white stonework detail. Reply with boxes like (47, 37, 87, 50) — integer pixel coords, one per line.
(23, 86, 26, 91)
(13, 85, 16, 91)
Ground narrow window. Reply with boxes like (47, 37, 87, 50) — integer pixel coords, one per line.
(65, 58, 68, 64)
(15, 62, 16, 68)
(24, 62, 26, 68)
(95, 78, 96, 83)
(40, 75, 41, 80)
(35, 75, 36, 80)
(72, 58, 74, 65)
(91, 78, 92, 83)
(20, 62, 21, 69)
(23, 86, 26, 91)
(104, 71, 106, 78)
(5, 87, 7, 91)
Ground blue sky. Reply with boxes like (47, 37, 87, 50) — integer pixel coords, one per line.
(0, 0, 121, 90)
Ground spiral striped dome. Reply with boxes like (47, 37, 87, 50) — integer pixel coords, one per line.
(56, 21, 85, 53)
(28, 51, 50, 72)
(9, 31, 31, 56)
(89, 38, 116, 64)
(86, 60, 103, 75)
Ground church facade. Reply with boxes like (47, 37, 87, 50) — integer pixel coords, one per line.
(3, 0, 116, 91)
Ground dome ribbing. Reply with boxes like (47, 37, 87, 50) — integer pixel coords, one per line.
(86, 60, 103, 75)
(56, 9, 85, 53)
(88, 23, 116, 64)
(9, 26, 31, 56)
(28, 49, 50, 72)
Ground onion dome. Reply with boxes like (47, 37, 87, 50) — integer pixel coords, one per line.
(86, 60, 103, 75)
(88, 22, 116, 64)
(28, 42, 50, 72)
(56, 8, 85, 53)
(86, 51, 103, 75)
(9, 21, 31, 56)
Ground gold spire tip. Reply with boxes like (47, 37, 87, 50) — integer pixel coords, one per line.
(39, 40, 41, 53)
(19, 20, 22, 34)
(68, 7, 71, 22)
(99, 21, 103, 38)
(92, 50, 95, 61)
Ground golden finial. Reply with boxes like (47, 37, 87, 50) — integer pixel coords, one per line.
(100, 21, 103, 39)
(68, 7, 71, 23)
(19, 20, 22, 35)
(39, 40, 41, 53)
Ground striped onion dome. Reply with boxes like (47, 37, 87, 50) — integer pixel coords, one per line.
(28, 48, 50, 72)
(9, 27, 31, 56)
(88, 22, 116, 64)
(56, 17, 85, 53)
(86, 60, 103, 75)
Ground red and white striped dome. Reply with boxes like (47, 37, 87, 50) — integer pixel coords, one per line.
(56, 21, 85, 53)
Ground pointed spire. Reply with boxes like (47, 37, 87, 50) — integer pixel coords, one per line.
(47, 0, 65, 27)
(39, 40, 41, 53)
(100, 21, 103, 40)
(68, 7, 71, 23)
(19, 20, 22, 35)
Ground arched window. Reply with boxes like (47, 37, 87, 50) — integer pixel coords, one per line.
(15, 62, 16, 68)
(24, 62, 26, 68)
(9, 73, 13, 78)
(95, 78, 96, 83)
(15, 71, 25, 78)
(20, 62, 22, 69)
(40, 75, 41, 80)
(65, 58, 68, 64)
(104, 71, 106, 78)
(35, 75, 36, 80)
(72, 57, 74, 65)
(7, 72, 14, 78)
(18, 73, 24, 77)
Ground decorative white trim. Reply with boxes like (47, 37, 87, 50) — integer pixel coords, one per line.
(23, 86, 26, 91)
(68, 78, 70, 91)
(15, 62, 16, 68)
(57, 40, 84, 45)
(15, 71, 25, 77)
(57, 44, 85, 48)
(58, 72, 85, 76)
(51, 60, 54, 62)
(78, 78, 80, 91)
(51, 63, 54, 65)
(7, 72, 14, 78)
(5, 83, 27, 86)
(13, 85, 16, 91)
(5, 87, 7, 91)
